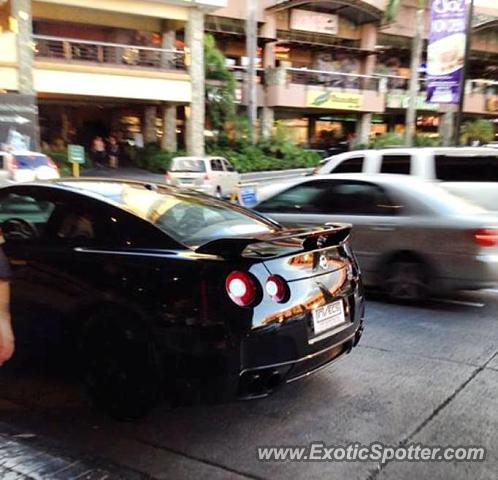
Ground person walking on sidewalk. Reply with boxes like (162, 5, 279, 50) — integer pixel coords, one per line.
(91, 136, 106, 169)
(0, 232, 13, 366)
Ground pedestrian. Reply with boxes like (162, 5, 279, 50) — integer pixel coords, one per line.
(107, 136, 120, 169)
(347, 132, 356, 150)
(0, 230, 13, 367)
(91, 136, 106, 168)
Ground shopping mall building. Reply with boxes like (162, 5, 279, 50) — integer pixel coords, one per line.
(1, 0, 497, 154)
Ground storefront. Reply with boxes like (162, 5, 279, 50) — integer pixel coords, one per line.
(38, 98, 185, 160)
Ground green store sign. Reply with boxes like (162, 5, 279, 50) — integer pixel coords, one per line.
(386, 94, 440, 112)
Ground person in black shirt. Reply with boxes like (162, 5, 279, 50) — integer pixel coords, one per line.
(0, 234, 13, 366)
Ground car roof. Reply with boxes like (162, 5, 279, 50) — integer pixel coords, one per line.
(0, 178, 203, 205)
(328, 147, 498, 157)
(172, 156, 222, 161)
(0, 150, 46, 156)
(266, 172, 463, 196)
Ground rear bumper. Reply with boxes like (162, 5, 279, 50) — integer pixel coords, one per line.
(237, 321, 363, 399)
(167, 283, 365, 405)
(439, 254, 498, 291)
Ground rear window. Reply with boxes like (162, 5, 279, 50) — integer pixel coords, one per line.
(435, 155, 498, 181)
(13, 154, 50, 169)
(380, 155, 411, 174)
(170, 158, 206, 173)
(64, 182, 276, 247)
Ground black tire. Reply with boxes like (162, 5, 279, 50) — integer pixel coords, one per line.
(383, 258, 428, 303)
(215, 187, 222, 199)
(80, 311, 161, 420)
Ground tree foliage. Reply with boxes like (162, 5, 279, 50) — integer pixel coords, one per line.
(204, 33, 236, 138)
(461, 119, 495, 145)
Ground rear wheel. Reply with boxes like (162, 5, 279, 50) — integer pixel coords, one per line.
(80, 311, 161, 419)
(384, 258, 428, 302)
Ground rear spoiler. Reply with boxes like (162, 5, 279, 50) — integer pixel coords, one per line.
(196, 224, 352, 258)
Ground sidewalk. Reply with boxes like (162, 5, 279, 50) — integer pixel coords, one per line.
(0, 428, 145, 480)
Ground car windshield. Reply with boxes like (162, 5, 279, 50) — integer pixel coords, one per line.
(14, 154, 50, 169)
(170, 158, 206, 173)
(64, 182, 276, 247)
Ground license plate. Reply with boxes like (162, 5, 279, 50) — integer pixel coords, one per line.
(312, 300, 346, 336)
(180, 178, 194, 185)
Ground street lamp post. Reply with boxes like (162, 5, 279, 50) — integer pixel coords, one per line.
(454, 0, 475, 146)
(246, 0, 258, 145)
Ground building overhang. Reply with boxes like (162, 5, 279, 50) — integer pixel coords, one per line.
(473, 19, 498, 33)
(146, 0, 227, 13)
(267, 0, 383, 25)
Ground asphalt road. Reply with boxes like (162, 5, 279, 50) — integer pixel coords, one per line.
(1, 291, 497, 479)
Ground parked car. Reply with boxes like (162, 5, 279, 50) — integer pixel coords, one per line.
(315, 147, 498, 211)
(255, 174, 498, 301)
(0, 150, 60, 183)
(166, 156, 240, 198)
(0, 179, 364, 417)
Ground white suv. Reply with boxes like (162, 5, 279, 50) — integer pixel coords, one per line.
(317, 147, 498, 211)
(166, 156, 240, 198)
(0, 150, 60, 183)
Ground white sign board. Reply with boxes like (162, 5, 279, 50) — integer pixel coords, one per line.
(290, 9, 338, 36)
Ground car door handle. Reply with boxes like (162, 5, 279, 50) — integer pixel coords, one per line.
(10, 259, 28, 266)
(369, 225, 395, 232)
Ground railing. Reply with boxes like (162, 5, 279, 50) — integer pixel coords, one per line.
(228, 65, 265, 83)
(468, 79, 498, 95)
(373, 74, 424, 92)
(378, 75, 498, 95)
(33, 34, 185, 70)
(284, 67, 382, 91)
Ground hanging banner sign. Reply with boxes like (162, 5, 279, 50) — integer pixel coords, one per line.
(307, 91, 363, 110)
(426, 0, 471, 104)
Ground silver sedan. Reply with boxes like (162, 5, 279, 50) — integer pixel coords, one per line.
(255, 174, 498, 301)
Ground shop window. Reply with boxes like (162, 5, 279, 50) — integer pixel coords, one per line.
(435, 155, 498, 182)
(380, 155, 411, 174)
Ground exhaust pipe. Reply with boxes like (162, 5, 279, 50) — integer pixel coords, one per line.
(266, 371, 282, 390)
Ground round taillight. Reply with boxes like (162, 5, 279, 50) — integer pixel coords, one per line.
(226, 271, 257, 307)
(266, 275, 289, 303)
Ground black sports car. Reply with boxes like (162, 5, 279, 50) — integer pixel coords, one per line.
(0, 179, 365, 417)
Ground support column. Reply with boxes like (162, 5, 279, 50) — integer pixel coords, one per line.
(307, 117, 316, 146)
(12, 0, 34, 95)
(161, 104, 177, 151)
(260, 13, 277, 141)
(60, 107, 70, 143)
(439, 106, 456, 146)
(260, 107, 274, 140)
(355, 113, 372, 147)
(356, 24, 376, 147)
(360, 23, 377, 76)
(143, 106, 157, 144)
(161, 27, 176, 69)
(11, 0, 39, 149)
(185, 8, 205, 157)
